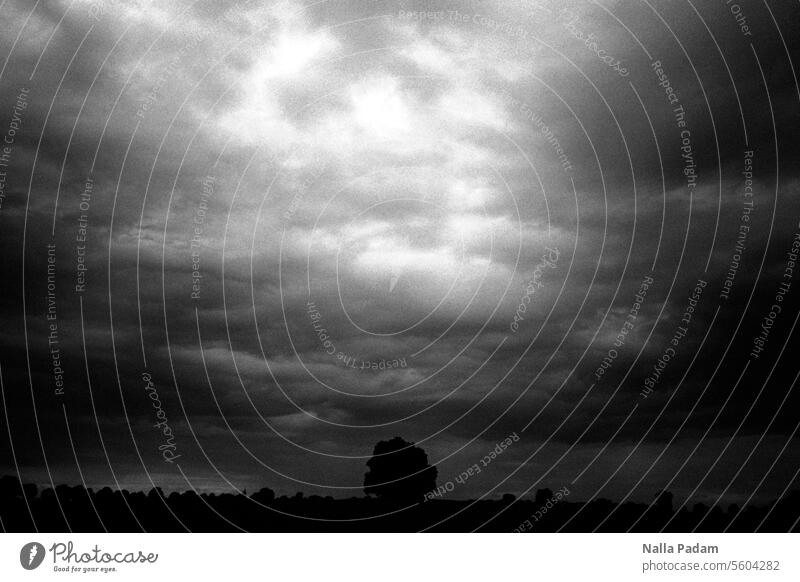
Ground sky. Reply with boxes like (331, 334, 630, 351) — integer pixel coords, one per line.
(1, 0, 799, 508)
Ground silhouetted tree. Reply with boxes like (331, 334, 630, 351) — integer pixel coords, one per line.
(22, 482, 38, 501)
(250, 487, 275, 506)
(363, 437, 437, 505)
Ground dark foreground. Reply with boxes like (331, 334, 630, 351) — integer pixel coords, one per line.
(2, 476, 798, 532)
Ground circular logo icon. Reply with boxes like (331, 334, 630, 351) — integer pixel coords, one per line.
(19, 542, 46, 570)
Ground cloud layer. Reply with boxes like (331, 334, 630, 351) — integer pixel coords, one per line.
(1, 0, 799, 512)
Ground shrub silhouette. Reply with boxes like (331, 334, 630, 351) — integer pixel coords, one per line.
(250, 487, 275, 506)
(363, 437, 437, 505)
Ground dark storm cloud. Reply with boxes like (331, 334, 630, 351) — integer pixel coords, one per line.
(0, 0, 798, 507)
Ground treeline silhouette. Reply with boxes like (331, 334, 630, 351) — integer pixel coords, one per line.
(2, 475, 798, 532)
(2, 439, 798, 531)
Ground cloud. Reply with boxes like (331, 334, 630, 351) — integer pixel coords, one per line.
(0, 0, 798, 507)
